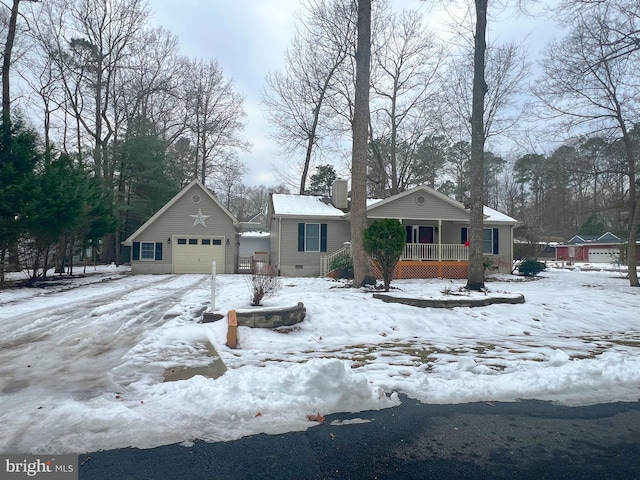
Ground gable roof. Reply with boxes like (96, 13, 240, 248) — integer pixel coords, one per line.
(565, 232, 622, 245)
(597, 232, 621, 243)
(360, 185, 517, 224)
(122, 180, 239, 246)
(270, 184, 517, 224)
(365, 185, 463, 214)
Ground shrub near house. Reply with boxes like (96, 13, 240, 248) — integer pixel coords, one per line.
(364, 219, 406, 291)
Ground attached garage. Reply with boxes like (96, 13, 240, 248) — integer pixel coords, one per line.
(123, 180, 240, 274)
(172, 236, 226, 274)
(588, 248, 619, 263)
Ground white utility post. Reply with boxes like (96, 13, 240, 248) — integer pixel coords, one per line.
(211, 261, 217, 312)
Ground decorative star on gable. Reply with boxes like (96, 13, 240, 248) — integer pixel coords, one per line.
(190, 208, 209, 228)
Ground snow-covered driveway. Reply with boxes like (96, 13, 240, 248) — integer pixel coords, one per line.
(0, 274, 212, 401)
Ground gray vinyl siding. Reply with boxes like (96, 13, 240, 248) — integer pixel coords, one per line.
(369, 191, 469, 221)
(270, 219, 279, 271)
(492, 225, 513, 273)
(130, 184, 237, 274)
(452, 222, 513, 273)
(277, 217, 350, 277)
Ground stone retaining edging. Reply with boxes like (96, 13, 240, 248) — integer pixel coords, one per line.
(373, 293, 525, 308)
(235, 302, 306, 328)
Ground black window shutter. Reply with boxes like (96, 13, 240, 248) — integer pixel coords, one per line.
(461, 228, 468, 243)
(155, 242, 163, 260)
(320, 224, 327, 252)
(298, 223, 305, 251)
(132, 242, 140, 261)
(493, 228, 499, 254)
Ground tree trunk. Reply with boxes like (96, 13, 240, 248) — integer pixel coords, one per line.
(622, 130, 638, 286)
(2, 0, 20, 126)
(466, 0, 489, 292)
(351, 0, 374, 287)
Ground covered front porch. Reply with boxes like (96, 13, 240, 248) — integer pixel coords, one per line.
(320, 219, 470, 279)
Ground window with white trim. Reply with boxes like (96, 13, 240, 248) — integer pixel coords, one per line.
(297, 223, 327, 252)
(140, 242, 156, 260)
(461, 227, 499, 255)
(305, 223, 320, 252)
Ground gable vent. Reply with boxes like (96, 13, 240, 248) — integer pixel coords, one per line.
(415, 195, 426, 206)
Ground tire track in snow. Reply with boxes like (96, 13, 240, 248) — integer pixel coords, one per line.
(0, 275, 209, 399)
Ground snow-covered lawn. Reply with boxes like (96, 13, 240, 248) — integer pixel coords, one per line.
(1, 263, 639, 454)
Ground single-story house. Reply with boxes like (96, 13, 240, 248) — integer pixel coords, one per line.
(555, 232, 625, 264)
(124, 178, 519, 279)
(122, 180, 240, 274)
(267, 179, 518, 279)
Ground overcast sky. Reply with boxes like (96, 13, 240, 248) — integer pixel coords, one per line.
(147, 1, 553, 188)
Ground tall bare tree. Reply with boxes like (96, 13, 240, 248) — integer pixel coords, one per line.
(535, 5, 640, 286)
(369, 8, 446, 196)
(2, 0, 38, 125)
(351, 0, 374, 287)
(263, 0, 356, 194)
(184, 58, 248, 185)
(466, 0, 489, 291)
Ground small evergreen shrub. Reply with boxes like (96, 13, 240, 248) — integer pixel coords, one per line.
(363, 219, 406, 292)
(329, 254, 353, 279)
(518, 260, 546, 277)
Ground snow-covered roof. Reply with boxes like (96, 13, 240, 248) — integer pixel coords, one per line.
(271, 194, 345, 217)
(271, 190, 517, 224)
(240, 231, 270, 238)
(483, 206, 518, 224)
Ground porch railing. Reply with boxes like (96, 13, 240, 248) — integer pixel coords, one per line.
(401, 243, 468, 261)
(320, 242, 468, 277)
(320, 242, 351, 276)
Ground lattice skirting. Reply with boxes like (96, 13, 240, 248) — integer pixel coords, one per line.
(373, 261, 469, 279)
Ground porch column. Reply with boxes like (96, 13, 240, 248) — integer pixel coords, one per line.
(438, 220, 442, 261)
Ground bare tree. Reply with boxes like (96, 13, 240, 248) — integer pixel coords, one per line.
(351, 0, 374, 287)
(184, 58, 248, 185)
(263, 0, 356, 194)
(48, 0, 148, 179)
(369, 8, 446, 196)
(2, 0, 38, 125)
(466, 0, 489, 291)
(213, 158, 247, 210)
(535, 5, 640, 286)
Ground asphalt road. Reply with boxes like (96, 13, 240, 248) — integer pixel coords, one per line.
(78, 395, 640, 480)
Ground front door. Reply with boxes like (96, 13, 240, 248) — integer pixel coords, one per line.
(406, 225, 434, 244)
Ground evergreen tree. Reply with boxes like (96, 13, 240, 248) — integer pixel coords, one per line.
(118, 119, 180, 242)
(363, 219, 406, 292)
(306, 165, 337, 196)
(0, 119, 38, 281)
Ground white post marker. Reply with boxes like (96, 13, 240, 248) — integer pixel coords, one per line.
(211, 261, 217, 312)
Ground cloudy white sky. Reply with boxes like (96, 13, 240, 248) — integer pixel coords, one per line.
(147, 1, 554, 187)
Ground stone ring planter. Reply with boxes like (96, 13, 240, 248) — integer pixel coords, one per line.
(223, 302, 306, 349)
(235, 302, 306, 328)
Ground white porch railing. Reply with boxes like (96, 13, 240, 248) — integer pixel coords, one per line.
(320, 242, 351, 276)
(401, 243, 469, 261)
(320, 242, 468, 277)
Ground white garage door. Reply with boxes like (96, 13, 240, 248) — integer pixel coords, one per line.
(173, 236, 225, 274)
(588, 248, 619, 263)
